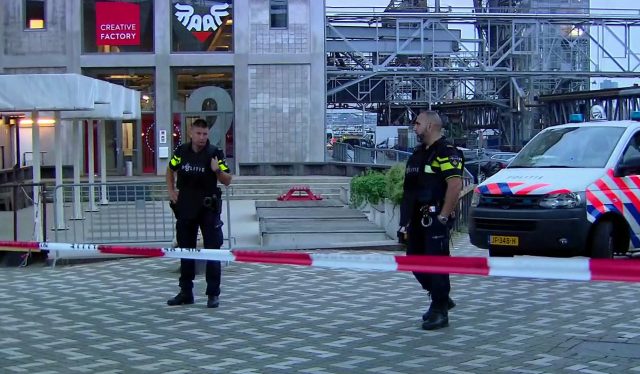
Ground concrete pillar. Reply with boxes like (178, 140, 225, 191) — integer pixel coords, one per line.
(154, 0, 171, 175)
(115, 120, 123, 174)
(54, 113, 66, 230)
(87, 121, 98, 212)
(66, 0, 82, 73)
(31, 112, 42, 241)
(98, 120, 108, 204)
(71, 120, 84, 220)
(233, 0, 250, 173)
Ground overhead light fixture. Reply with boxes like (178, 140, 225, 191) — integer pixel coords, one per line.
(108, 74, 137, 79)
(19, 119, 56, 126)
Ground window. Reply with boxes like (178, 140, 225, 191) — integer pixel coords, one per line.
(25, 0, 46, 30)
(270, 0, 288, 28)
(622, 132, 640, 164)
(82, 0, 155, 53)
(509, 126, 625, 168)
(171, 0, 234, 53)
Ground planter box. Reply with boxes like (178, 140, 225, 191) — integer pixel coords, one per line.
(360, 200, 400, 240)
(383, 200, 400, 238)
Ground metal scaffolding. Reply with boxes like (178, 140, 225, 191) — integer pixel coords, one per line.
(326, 0, 640, 148)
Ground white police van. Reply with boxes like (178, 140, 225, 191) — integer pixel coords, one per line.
(469, 110, 640, 258)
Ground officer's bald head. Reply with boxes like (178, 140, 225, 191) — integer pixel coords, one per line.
(417, 111, 442, 129)
(414, 110, 444, 146)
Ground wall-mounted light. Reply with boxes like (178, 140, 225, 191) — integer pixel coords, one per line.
(19, 119, 56, 126)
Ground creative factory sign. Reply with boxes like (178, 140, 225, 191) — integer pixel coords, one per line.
(174, 2, 230, 42)
(95, 2, 141, 45)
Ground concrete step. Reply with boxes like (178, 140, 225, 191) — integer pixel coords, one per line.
(255, 200, 345, 209)
(260, 218, 389, 248)
(257, 207, 366, 220)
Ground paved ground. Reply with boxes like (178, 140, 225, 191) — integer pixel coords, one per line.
(2, 235, 640, 373)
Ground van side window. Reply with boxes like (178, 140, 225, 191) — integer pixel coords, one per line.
(621, 132, 640, 164)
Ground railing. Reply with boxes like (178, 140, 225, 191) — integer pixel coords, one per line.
(51, 181, 233, 248)
(0, 166, 33, 184)
(0, 182, 48, 241)
(453, 183, 475, 233)
(331, 142, 412, 165)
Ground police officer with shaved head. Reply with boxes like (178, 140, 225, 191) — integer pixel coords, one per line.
(166, 118, 232, 308)
(399, 110, 463, 330)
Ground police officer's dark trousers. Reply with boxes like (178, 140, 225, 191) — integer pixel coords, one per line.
(406, 212, 451, 308)
(176, 208, 224, 297)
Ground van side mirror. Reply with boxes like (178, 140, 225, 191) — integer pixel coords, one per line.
(614, 156, 640, 177)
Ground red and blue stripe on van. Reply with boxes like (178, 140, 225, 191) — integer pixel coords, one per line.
(587, 169, 640, 248)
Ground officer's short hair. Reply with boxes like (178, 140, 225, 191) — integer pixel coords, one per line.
(192, 119, 209, 129)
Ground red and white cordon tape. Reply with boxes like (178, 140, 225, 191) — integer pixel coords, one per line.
(1, 241, 639, 283)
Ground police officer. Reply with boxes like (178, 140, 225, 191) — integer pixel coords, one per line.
(399, 110, 463, 330)
(166, 118, 232, 308)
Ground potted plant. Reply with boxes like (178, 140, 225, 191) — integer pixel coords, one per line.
(349, 165, 406, 235)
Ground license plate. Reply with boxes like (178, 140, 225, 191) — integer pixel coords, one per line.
(489, 235, 519, 246)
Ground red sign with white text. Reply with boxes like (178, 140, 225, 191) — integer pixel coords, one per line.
(95, 2, 140, 46)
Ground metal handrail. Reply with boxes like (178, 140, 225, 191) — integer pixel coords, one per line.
(0, 182, 48, 241)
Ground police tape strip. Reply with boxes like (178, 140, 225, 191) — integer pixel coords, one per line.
(1, 240, 639, 283)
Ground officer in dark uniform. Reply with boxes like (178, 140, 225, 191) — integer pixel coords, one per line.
(166, 118, 232, 308)
(399, 110, 463, 330)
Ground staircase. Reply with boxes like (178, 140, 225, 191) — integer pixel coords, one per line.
(226, 176, 351, 201)
(255, 200, 394, 249)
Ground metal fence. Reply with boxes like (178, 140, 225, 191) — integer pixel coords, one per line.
(52, 181, 233, 248)
(0, 182, 48, 241)
(332, 142, 412, 165)
(453, 184, 475, 233)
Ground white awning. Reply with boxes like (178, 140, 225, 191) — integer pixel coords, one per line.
(0, 73, 141, 119)
(0, 73, 97, 111)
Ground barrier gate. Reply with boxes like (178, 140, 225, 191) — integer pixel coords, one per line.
(51, 181, 232, 247)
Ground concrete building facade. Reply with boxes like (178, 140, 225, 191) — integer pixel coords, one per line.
(0, 0, 326, 176)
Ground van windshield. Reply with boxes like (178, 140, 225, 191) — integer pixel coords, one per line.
(509, 126, 625, 168)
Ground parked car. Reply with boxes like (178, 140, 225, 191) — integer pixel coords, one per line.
(490, 152, 517, 161)
(465, 157, 507, 183)
(339, 136, 375, 149)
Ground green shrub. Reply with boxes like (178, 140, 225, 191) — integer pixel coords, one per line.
(349, 170, 387, 208)
(385, 164, 405, 206)
(349, 165, 406, 208)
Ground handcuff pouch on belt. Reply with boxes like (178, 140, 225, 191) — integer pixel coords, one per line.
(419, 204, 439, 228)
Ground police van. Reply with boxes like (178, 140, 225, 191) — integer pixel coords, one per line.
(469, 110, 640, 258)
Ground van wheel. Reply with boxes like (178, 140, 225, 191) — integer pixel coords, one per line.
(590, 221, 615, 259)
(489, 247, 514, 257)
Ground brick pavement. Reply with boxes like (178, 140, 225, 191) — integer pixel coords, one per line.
(2, 235, 640, 373)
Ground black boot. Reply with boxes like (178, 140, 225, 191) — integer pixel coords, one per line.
(422, 309, 449, 331)
(422, 297, 456, 321)
(167, 291, 194, 306)
(207, 295, 220, 309)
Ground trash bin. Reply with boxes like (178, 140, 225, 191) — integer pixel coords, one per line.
(125, 161, 133, 176)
